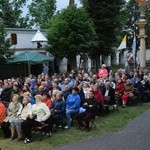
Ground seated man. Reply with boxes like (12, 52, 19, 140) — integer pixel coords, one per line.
(75, 90, 98, 131)
(65, 87, 80, 129)
(103, 81, 115, 106)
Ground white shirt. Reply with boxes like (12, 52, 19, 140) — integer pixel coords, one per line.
(105, 89, 109, 96)
(31, 102, 50, 122)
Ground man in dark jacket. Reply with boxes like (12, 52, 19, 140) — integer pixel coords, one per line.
(102, 81, 115, 105)
(0, 82, 12, 107)
(75, 90, 98, 131)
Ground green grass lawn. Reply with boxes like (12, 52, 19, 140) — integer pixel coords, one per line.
(1, 103, 150, 150)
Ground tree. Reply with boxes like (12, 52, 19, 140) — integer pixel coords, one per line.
(81, 0, 125, 69)
(124, 0, 150, 49)
(69, 0, 75, 5)
(27, 0, 56, 28)
(46, 6, 98, 70)
(0, 0, 16, 27)
(0, 20, 13, 59)
(0, 0, 30, 28)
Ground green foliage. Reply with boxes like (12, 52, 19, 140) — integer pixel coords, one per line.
(0, 0, 30, 28)
(124, 0, 150, 49)
(46, 5, 98, 61)
(0, 0, 16, 27)
(0, 21, 13, 58)
(79, 0, 125, 69)
(123, 0, 139, 50)
(28, 0, 56, 28)
(82, 0, 125, 56)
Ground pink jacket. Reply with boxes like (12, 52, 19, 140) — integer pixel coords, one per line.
(97, 69, 108, 78)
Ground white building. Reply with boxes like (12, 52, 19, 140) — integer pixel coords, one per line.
(5, 28, 48, 55)
(5, 28, 150, 73)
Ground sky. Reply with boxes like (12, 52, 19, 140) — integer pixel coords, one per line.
(56, 0, 81, 10)
(23, 0, 81, 16)
(23, 0, 129, 16)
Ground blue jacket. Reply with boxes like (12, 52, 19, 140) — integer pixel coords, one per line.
(42, 66, 49, 74)
(52, 99, 66, 114)
(66, 94, 80, 110)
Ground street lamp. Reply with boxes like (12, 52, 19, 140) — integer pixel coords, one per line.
(135, 0, 150, 69)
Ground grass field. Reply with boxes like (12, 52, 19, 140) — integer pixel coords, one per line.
(0, 103, 150, 150)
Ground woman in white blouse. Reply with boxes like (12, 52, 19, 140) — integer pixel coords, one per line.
(21, 94, 50, 144)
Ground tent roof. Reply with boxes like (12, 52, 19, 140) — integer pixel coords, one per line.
(31, 30, 48, 42)
(7, 51, 54, 65)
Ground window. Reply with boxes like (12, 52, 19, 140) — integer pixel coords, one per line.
(11, 33, 17, 45)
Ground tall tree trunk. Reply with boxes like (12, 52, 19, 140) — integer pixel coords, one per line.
(69, 0, 75, 5)
(95, 54, 100, 72)
(67, 54, 77, 71)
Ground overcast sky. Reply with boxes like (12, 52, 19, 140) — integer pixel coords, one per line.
(23, 0, 129, 16)
(23, 0, 81, 16)
(56, 0, 81, 10)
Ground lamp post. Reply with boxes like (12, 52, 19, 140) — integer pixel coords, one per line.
(135, 0, 150, 69)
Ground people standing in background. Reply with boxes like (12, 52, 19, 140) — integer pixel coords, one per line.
(78, 59, 85, 71)
(42, 63, 49, 75)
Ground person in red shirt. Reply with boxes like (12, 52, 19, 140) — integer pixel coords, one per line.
(93, 85, 104, 105)
(115, 78, 125, 96)
(0, 101, 6, 125)
(92, 84, 104, 115)
(42, 93, 52, 109)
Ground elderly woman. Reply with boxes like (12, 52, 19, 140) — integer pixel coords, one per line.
(50, 93, 66, 128)
(97, 64, 108, 78)
(1, 94, 21, 138)
(10, 96, 32, 140)
(21, 94, 50, 144)
(122, 79, 134, 107)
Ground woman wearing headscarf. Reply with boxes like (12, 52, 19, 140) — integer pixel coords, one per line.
(10, 96, 32, 140)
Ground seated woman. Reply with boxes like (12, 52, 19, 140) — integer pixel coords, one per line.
(65, 87, 81, 129)
(42, 93, 52, 109)
(75, 90, 98, 131)
(50, 93, 65, 127)
(115, 78, 125, 105)
(10, 96, 32, 140)
(122, 79, 134, 107)
(1, 94, 22, 138)
(21, 94, 50, 144)
(115, 78, 124, 96)
(0, 101, 6, 126)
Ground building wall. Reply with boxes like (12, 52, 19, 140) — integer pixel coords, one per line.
(5, 28, 47, 51)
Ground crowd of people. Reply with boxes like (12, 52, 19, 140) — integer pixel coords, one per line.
(0, 63, 150, 144)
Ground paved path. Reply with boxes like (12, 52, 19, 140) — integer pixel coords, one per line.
(49, 109, 150, 150)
